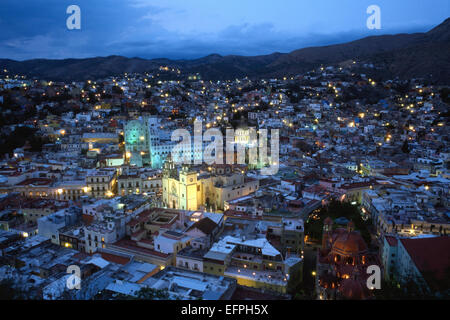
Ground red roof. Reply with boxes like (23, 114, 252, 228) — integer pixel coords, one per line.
(113, 238, 170, 258)
(100, 252, 131, 265)
(400, 236, 450, 291)
(339, 182, 373, 190)
(127, 210, 152, 226)
(288, 200, 304, 206)
(385, 235, 398, 247)
(15, 178, 52, 186)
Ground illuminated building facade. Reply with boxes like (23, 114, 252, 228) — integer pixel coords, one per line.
(315, 218, 380, 300)
(124, 118, 151, 167)
(124, 117, 206, 169)
(162, 159, 259, 211)
(86, 168, 118, 198)
(203, 235, 302, 294)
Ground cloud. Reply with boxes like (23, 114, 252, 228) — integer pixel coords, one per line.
(0, 33, 93, 60)
(0, 0, 444, 60)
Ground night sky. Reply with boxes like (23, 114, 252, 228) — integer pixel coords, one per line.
(0, 0, 448, 60)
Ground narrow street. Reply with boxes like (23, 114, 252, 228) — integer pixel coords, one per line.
(300, 242, 320, 298)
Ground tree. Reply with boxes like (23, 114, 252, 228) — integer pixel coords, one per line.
(401, 140, 410, 154)
(111, 86, 123, 95)
(305, 200, 371, 244)
(0, 279, 25, 300)
(135, 287, 170, 300)
(0, 126, 46, 157)
(439, 87, 450, 104)
(373, 277, 442, 300)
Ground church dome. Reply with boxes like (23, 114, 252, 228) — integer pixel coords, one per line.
(331, 231, 368, 257)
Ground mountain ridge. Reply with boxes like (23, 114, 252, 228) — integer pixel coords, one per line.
(1, 18, 449, 83)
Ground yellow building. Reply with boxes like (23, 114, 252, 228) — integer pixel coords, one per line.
(162, 157, 259, 211)
(86, 168, 118, 198)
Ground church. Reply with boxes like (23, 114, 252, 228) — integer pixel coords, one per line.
(162, 156, 259, 212)
(315, 218, 381, 300)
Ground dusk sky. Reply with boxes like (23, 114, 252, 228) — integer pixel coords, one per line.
(0, 0, 448, 60)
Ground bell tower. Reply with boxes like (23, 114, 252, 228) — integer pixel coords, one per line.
(179, 165, 199, 211)
(163, 154, 176, 178)
(162, 154, 178, 208)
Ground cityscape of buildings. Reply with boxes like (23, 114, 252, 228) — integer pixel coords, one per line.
(0, 58, 448, 300)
